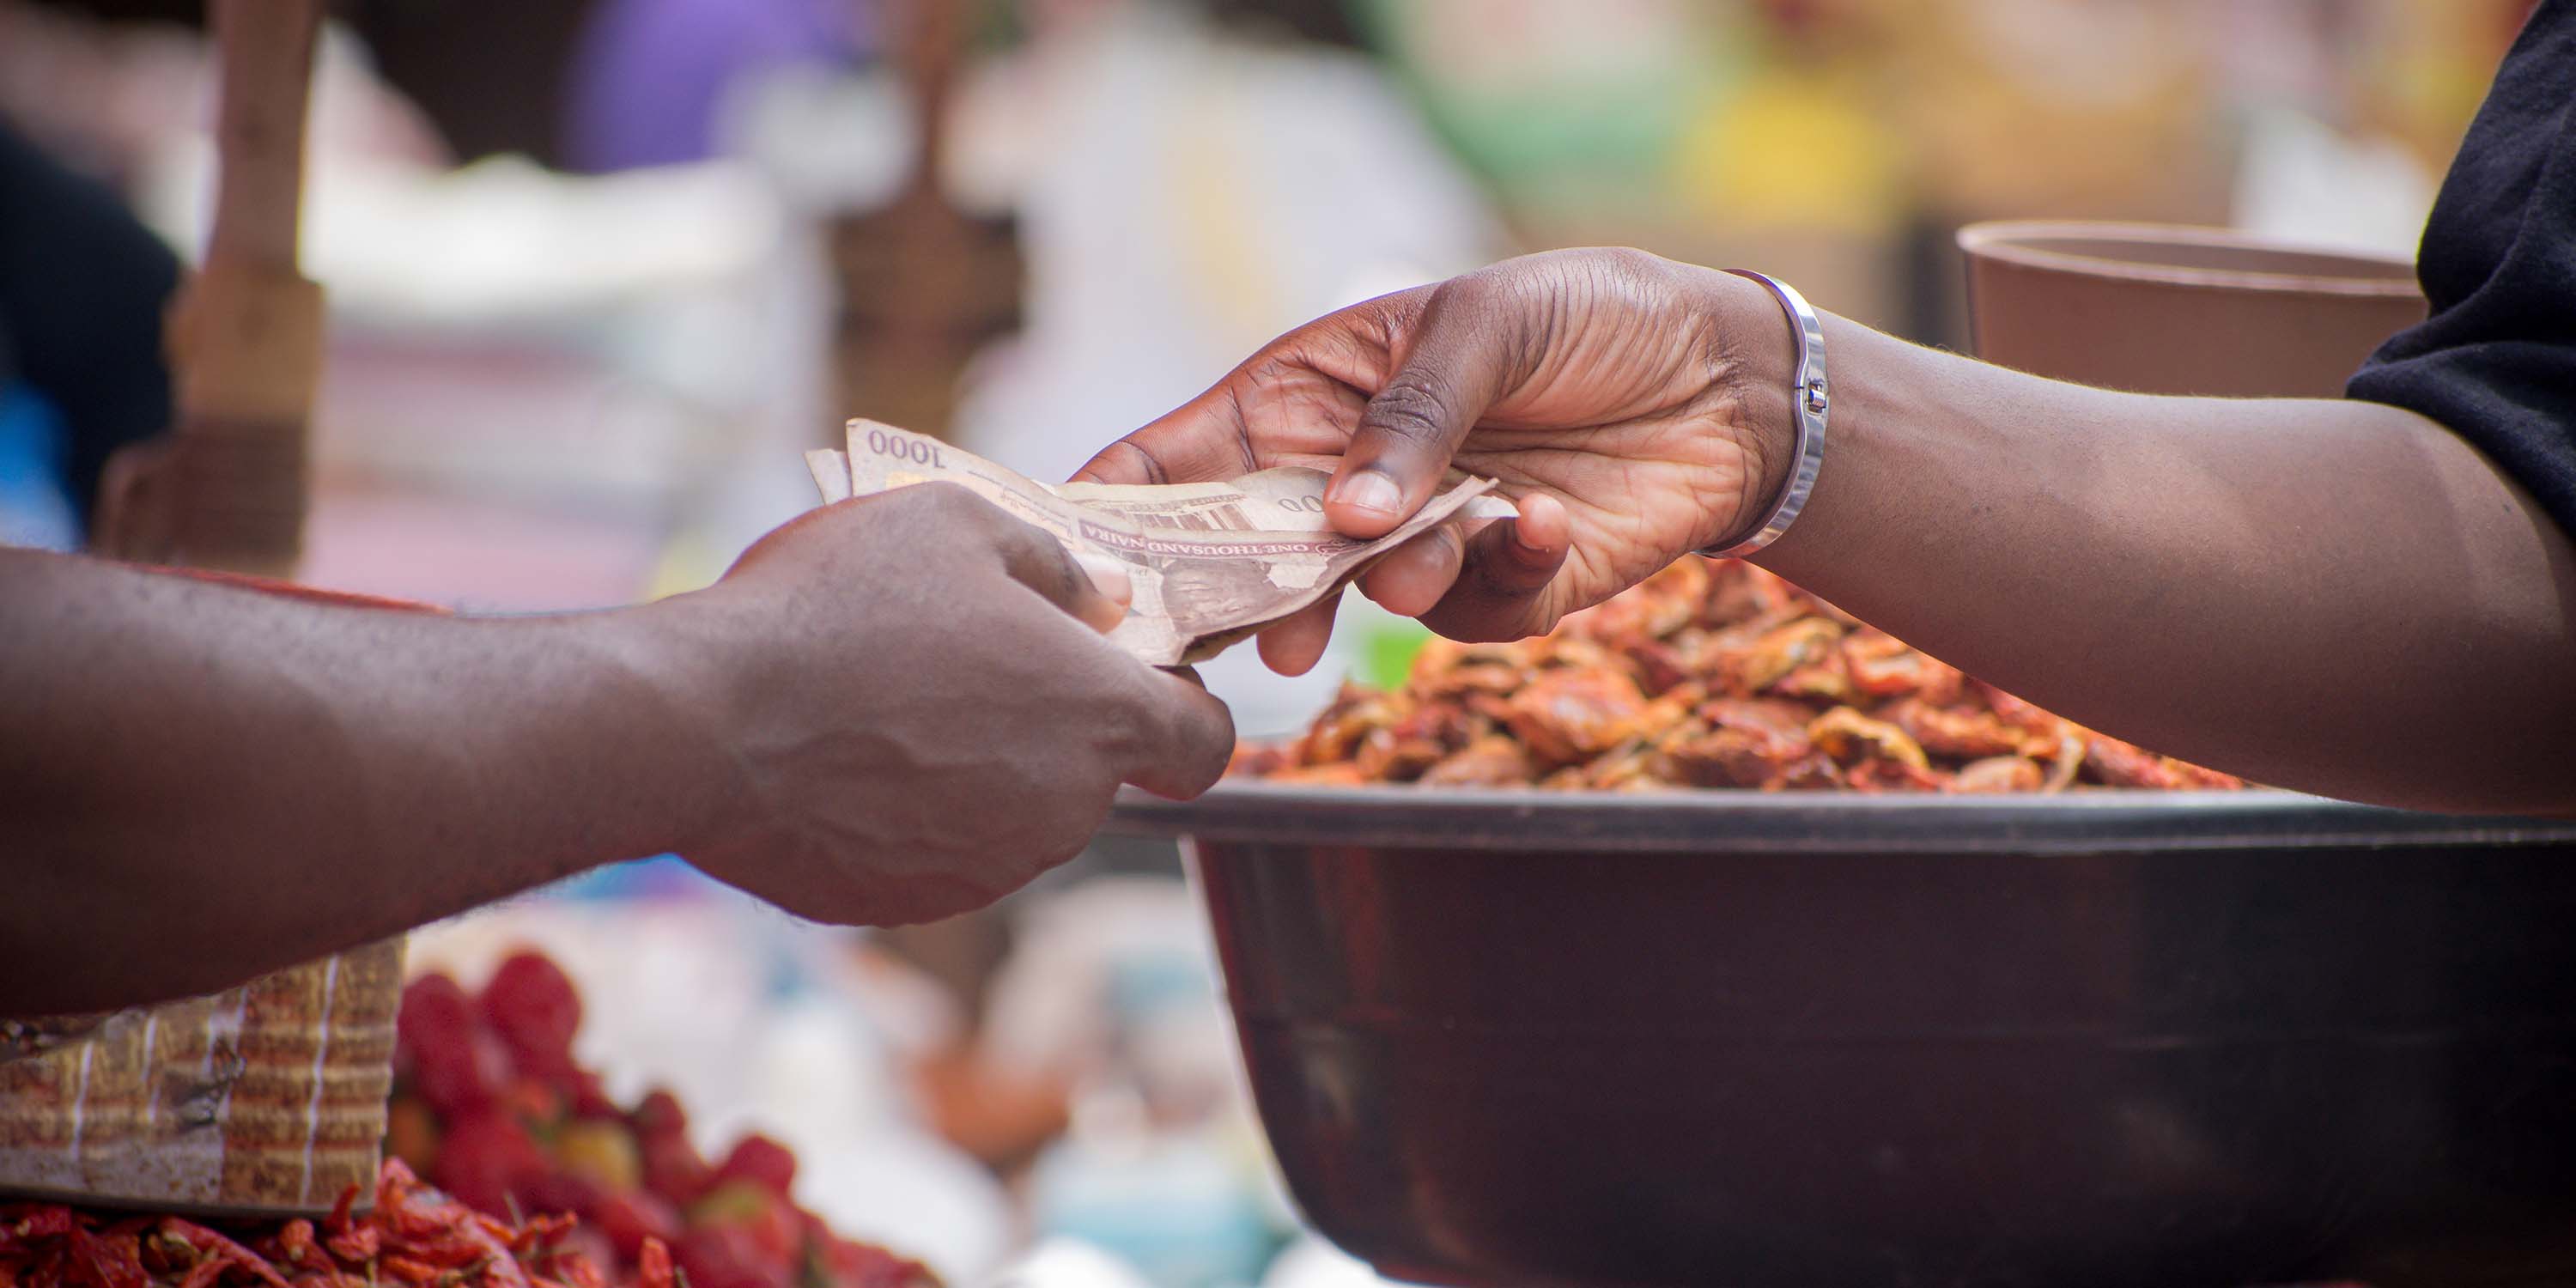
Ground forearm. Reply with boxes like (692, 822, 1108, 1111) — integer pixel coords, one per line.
(0, 552, 741, 1012)
(1751, 297, 2576, 812)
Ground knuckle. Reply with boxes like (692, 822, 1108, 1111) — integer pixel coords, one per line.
(1188, 713, 1236, 787)
(921, 480, 997, 522)
(1437, 269, 1501, 310)
(999, 507, 1057, 549)
(1563, 246, 1662, 306)
(1091, 439, 1169, 488)
(1358, 282, 1437, 332)
(1593, 246, 1663, 277)
(984, 513, 1061, 568)
(1037, 527, 1084, 572)
(1426, 520, 1467, 566)
(1097, 674, 1161, 756)
(1365, 378, 1451, 446)
(1152, 688, 1234, 792)
(1028, 537, 1088, 602)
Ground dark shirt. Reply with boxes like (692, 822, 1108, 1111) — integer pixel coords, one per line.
(2348, 0, 2576, 538)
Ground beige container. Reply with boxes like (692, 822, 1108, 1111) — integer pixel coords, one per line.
(0, 939, 403, 1216)
(1957, 221, 2428, 398)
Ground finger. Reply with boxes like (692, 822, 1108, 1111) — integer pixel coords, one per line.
(1357, 522, 1466, 617)
(1418, 493, 1571, 643)
(1508, 490, 1572, 565)
(1121, 669, 1237, 800)
(1072, 551, 1134, 611)
(1074, 290, 1430, 488)
(977, 506, 1129, 635)
(1072, 433, 1190, 487)
(1069, 386, 1261, 487)
(1327, 278, 1516, 538)
(1255, 596, 1340, 677)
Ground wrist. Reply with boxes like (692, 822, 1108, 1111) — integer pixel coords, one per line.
(1699, 266, 1801, 553)
(576, 595, 762, 858)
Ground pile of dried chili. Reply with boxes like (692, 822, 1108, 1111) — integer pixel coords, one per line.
(1236, 556, 2245, 793)
(0, 1159, 605, 1288)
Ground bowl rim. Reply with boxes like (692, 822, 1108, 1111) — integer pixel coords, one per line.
(1955, 219, 2425, 300)
(1104, 781, 2576, 854)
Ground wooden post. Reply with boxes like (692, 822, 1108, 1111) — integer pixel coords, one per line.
(95, 0, 327, 577)
(826, 0, 1024, 442)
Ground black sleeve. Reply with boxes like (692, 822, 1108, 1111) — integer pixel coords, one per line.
(0, 122, 179, 529)
(2346, 0, 2576, 539)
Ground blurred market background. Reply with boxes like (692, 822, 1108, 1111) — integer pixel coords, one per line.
(0, 0, 2542, 1284)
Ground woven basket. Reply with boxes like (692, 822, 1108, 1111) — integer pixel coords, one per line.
(0, 939, 404, 1216)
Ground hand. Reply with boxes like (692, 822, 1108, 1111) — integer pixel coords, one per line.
(650, 483, 1235, 926)
(1075, 247, 1795, 673)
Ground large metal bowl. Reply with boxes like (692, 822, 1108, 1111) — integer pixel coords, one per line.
(1107, 785, 2576, 1288)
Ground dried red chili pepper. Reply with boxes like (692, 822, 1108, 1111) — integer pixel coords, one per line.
(1247, 556, 2245, 793)
(8, 1212, 77, 1243)
(159, 1221, 289, 1288)
(172, 1250, 231, 1288)
(272, 1222, 330, 1277)
(380, 1256, 440, 1285)
(0, 1160, 617, 1288)
(321, 1228, 378, 1268)
(62, 1225, 146, 1288)
(632, 1242, 671, 1288)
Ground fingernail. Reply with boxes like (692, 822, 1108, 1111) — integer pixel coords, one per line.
(1074, 552, 1133, 606)
(1336, 471, 1402, 517)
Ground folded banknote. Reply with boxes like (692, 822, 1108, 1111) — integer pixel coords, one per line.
(807, 420, 1512, 665)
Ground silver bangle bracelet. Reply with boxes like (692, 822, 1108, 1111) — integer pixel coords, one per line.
(1701, 268, 1829, 560)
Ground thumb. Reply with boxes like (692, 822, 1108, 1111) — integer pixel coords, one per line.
(978, 505, 1130, 635)
(1327, 278, 1515, 538)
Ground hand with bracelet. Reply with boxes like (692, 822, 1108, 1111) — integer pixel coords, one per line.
(1078, 246, 2576, 815)
(1079, 250, 1806, 660)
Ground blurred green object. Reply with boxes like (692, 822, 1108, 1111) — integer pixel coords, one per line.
(1356, 617, 1433, 691)
(1345, 0, 1753, 203)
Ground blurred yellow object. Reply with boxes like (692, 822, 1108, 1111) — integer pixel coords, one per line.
(2369, 0, 2533, 166)
(647, 534, 727, 601)
(556, 1117, 645, 1194)
(1874, 0, 2221, 222)
(1672, 69, 1902, 234)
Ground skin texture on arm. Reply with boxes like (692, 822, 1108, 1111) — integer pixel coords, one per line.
(1754, 307, 2576, 814)
(1081, 248, 2576, 814)
(0, 550, 724, 1012)
(0, 483, 1232, 1014)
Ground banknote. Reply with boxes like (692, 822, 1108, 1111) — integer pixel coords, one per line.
(811, 419, 1515, 665)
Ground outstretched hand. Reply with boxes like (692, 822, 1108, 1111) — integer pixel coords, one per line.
(668, 482, 1235, 925)
(1074, 248, 1792, 674)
